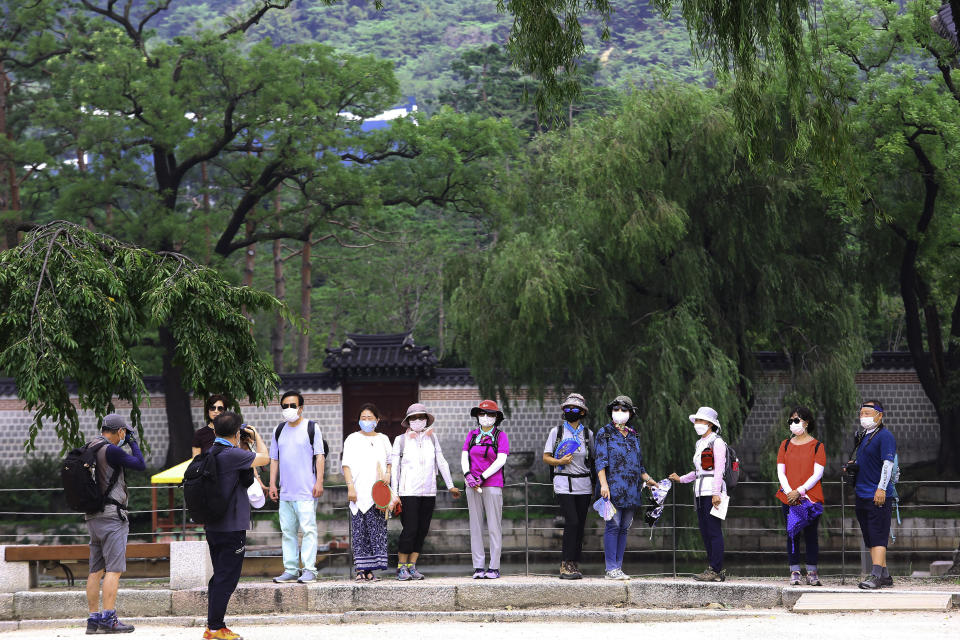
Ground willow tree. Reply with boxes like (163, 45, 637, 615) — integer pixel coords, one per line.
(450, 82, 867, 473)
(0, 221, 284, 452)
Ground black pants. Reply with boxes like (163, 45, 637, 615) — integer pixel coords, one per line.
(557, 493, 591, 562)
(206, 530, 246, 630)
(695, 496, 724, 572)
(780, 503, 821, 567)
(398, 496, 436, 555)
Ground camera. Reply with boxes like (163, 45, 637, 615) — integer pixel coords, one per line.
(240, 424, 254, 442)
(842, 461, 859, 482)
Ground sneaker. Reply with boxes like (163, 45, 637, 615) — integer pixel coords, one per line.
(790, 570, 802, 586)
(86, 614, 101, 635)
(604, 569, 623, 580)
(693, 568, 725, 582)
(483, 568, 501, 579)
(559, 561, 575, 580)
(273, 570, 300, 583)
(858, 575, 882, 590)
(409, 565, 425, 580)
(203, 628, 243, 640)
(880, 574, 894, 588)
(98, 612, 134, 634)
(472, 568, 486, 579)
(569, 562, 583, 580)
(806, 570, 821, 586)
(297, 570, 316, 583)
(397, 565, 412, 581)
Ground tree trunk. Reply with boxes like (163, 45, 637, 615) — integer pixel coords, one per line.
(438, 261, 445, 359)
(0, 61, 21, 250)
(937, 405, 960, 474)
(271, 236, 286, 372)
(297, 234, 312, 373)
(242, 220, 256, 319)
(159, 325, 195, 467)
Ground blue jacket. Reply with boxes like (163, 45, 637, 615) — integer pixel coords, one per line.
(595, 423, 647, 509)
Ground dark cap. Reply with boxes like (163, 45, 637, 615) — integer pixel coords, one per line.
(102, 413, 129, 431)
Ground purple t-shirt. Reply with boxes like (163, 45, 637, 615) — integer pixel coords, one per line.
(462, 428, 510, 488)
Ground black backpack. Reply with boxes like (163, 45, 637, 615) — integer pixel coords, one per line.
(61, 441, 122, 514)
(716, 438, 742, 493)
(274, 420, 328, 483)
(183, 445, 234, 524)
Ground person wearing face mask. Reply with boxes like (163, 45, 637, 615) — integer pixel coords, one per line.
(461, 399, 510, 579)
(268, 390, 326, 584)
(341, 403, 393, 581)
(847, 400, 897, 590)
(595, 395, 658, 580)
(775, 406, 826, 586)
(668, 406, 727, 582)
(543, 393, 595, 580)
(390, 403, 461, 580)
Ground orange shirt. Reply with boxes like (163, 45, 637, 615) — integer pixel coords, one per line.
(776, 438, 827, 504)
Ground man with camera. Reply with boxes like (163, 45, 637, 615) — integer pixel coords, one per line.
(84, 413, 145, 634)
(268, 390, 325, 583)
(844, 400, 897, 590)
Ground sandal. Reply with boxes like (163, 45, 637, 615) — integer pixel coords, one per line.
(355, 572, 365, 582)
(364, 571, 380, 582)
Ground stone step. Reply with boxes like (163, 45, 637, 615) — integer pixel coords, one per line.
(792, 591, 952, 612)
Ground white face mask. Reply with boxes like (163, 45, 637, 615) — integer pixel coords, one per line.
(611, 410, 630, 425)
(790, 421, 806, 435)
(409, 419, 427, 432)
(282, 407, 300, 422)
(694, 423, 710, 436)
(478, 415, 497, 428)
(860, 416, 877, 430)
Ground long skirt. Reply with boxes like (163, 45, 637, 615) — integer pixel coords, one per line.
(351, 507, 388, 571)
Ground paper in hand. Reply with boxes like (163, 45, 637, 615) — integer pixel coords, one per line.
(709, 494, 730, 520)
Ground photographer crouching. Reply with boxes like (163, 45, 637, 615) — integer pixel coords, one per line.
(843, 400, 897, 590)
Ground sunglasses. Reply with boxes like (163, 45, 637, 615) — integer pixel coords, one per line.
(611, 405, 629, 412)
(788, 417, 803, 425)
(477, 410, 498, 417)
(564, 407, 583, 414)
(281, 403, 299, 410)
(211, 405, 225, 413)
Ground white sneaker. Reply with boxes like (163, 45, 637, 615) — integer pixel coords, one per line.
(605, 568, 629, 580)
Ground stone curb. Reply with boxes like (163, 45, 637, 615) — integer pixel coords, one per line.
(1, 608, 770, 631)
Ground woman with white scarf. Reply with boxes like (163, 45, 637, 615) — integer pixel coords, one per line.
(669, 406, 727, 582)
(390, 403, 461, 580)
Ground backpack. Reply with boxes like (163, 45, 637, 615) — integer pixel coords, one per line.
(274, 420, 328, 483)
(183, 445, 234, 524)
(701, 437, 741, 493)
(61, 441, 122, 514)
(467, 427, 505, 482)
(546, 424, 595, 492)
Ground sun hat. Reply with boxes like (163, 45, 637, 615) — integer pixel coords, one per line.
(561, 393, 588, 412)
(470, 399, 504, 423)
(401, 403, 435, 428)
(689, 406, 721, 431)
(605, 395, 635, 417)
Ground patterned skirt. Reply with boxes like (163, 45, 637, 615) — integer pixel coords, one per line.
(351, 507, 388, 571)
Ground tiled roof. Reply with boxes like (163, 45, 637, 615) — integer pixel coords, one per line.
(755, 351, 914, 371)
(322, 332, 438, 378)
(423, 368, 475, 386)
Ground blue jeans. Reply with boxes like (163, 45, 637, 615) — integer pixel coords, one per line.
(278, 499, 318, 573)
(603, 508, 635, 571)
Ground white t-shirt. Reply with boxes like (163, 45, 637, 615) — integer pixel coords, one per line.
(543, 425, 594, 495)
(341, 431, 392, 515)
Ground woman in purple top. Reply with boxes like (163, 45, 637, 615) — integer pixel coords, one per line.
(461, 399, 510, 579)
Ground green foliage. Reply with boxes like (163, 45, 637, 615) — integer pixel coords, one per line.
(0, 221, 285, 451)
(450, 81, 867, 472)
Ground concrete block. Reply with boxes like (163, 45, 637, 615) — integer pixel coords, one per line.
(930, 560, 955, 576)
(172, 584, 309, 617)
(306, 584, 354, 612)
(14, 590, 86, 619)
(116, 589, 172, 617)
(352, 583, 455, 611)
(0, 593, 13, 620)
(170, 541, 213, 590)
(456, 580, 627, 610)
(628, 580, 781, 609)
(0, 547, 32, 592)
(170, 588, 207, 616)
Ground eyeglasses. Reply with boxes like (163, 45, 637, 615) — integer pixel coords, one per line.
(281, 403, 299, 410)
(211, 405, 225, 413)
(788, 417, 803, 425)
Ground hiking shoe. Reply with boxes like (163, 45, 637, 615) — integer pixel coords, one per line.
(559, 561, 575, 580)
(204, 628, 243, 640)
(409, 565, 425, 580)
(273, 571, 300, 583)
(858, 575, 882, 590)
(880, 574, 894, 588)
(397, 565, 412, 581)
(693, 568, 725, 582)
(98, 612, 134, 634)
(472, 568, 486, 579)
(790, 570, 802, 586)
(297, 570, 316, 583)
(806, 570, 821, 586)
(484, 568, 501, 579)
(86, 615, 100, 635)
(569, 562, 583, 580)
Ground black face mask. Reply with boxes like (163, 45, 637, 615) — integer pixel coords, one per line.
(563, 410, 582, 423)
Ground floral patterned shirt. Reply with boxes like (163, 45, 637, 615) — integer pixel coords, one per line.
(595, 422, 647, 509)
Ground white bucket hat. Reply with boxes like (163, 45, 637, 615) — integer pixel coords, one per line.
(688, 406, 721, 431)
